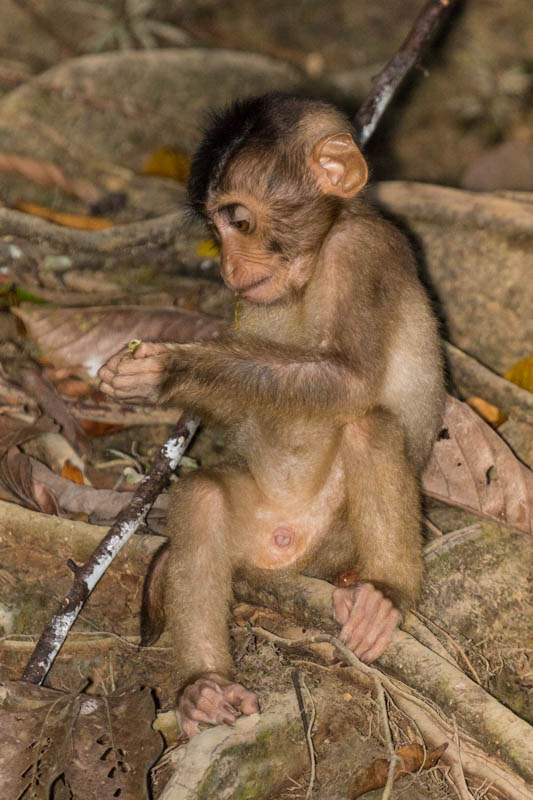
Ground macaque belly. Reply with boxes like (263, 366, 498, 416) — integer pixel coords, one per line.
(239, 472, 345, 571)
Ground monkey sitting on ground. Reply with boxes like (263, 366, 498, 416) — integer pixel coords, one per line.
(99, 94, 444, 737)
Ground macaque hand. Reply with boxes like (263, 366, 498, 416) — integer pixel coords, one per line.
(332, 583, 402, 663)
(98, 342, 177, 404)
(178, 673, 260, 738)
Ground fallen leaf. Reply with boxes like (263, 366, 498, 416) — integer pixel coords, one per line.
(0, 681, 162, 800)
(0, 284, 46, 306)
(351, 742, 447, 798)
(422, 395, 533, 535)
(505, 356, 533, 393)
(466, 396, 507, 427)
(196, 238, 220, 257)
(0, 680, 82, 800)
(78, 420, 126, 437)
(61, 460, 84, 485)
(142, 146, 191, 181)
(21, 366, 93, 459)
(0, 415, 58, 459)
(0, 446, 59, 515)
(29, 458, 168, 530)
(66, 688, 163, 799)
(55, 377, 92, 399)
(17, 202, 113, 230)
(13, 304, 224, 377)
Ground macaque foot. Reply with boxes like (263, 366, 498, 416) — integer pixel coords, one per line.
(332, 583, 402, 663)
(178, 673, 260, 738)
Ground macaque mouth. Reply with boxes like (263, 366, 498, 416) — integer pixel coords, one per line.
(273, 526, 293, 548)
(237, 275, 272, 298)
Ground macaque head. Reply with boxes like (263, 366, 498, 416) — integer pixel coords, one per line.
(188, 94, 368, 304)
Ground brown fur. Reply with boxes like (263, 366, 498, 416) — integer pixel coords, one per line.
(104, 96, 444, 735)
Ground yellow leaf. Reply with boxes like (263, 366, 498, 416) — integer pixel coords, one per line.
(505, 356, 533, 393)
(466, 396, 507, 427)
(142, 146, 191, 182)
(196, 238, 220, 257)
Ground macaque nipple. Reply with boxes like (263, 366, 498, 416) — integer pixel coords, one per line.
(273, 526, 293, 548)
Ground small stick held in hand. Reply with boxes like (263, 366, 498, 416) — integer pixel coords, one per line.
(354, 0, 457, 147)
(21, 414, 198, 685)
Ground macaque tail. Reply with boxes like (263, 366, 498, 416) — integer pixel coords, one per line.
(140, 543, 169, 646)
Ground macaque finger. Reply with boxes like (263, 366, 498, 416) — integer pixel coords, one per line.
(359, 608, 402, 663)
(332, 587, 355, 625)
(97, 351, 125, 384)
(339, 583, 379, 647)
(350, 595, 394, 657)
(340, 585, 396, 656)
(133, 341, 173, 359)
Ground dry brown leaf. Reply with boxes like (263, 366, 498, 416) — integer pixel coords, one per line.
(17, 202, 113, 230)
(422, 395, 533, 535)
(30, 458, 168, 530)
(0, 446, 60, 515)
(21, 366, 93, 459)
(0, 415, 58, 459)
(66, 688, 163, 799)
(55, 377, 92, 399)
(0, 680, 82, 800)
(13, 304, 224, 377)
(61, 460, 84, 485)
(0, 682, 162, 800)
(78, 419, 126, 437)
(351, 742, 447, 798)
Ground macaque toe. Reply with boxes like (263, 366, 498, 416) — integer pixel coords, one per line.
(178, 676, 259, 737)
(334, 583, 401, 662)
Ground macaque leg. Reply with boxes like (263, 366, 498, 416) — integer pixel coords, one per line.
(162, 473, 259, 737)
(333, 410, 422, 663)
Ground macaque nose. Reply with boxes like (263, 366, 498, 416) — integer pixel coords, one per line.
(221, 257, 235, 282)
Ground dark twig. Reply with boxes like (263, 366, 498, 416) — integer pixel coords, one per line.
(354, 0, 458, 146)
(22, 414, 198, 685)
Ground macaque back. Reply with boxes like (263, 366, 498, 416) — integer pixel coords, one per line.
(99, 93, 444, 737)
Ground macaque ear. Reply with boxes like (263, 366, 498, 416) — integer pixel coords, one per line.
(309, 133, 368, 198)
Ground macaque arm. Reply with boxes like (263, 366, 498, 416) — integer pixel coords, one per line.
(159, 335, 382, 421)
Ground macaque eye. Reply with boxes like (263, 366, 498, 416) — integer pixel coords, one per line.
(227, 204, 255, 234)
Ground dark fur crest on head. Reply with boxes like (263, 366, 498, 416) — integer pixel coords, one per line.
(187, 93, 346, 219)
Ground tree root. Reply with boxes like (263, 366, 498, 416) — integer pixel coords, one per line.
(234, 573, 533, 791)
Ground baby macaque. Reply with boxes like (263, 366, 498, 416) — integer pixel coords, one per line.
(99, 94, 444, 737)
